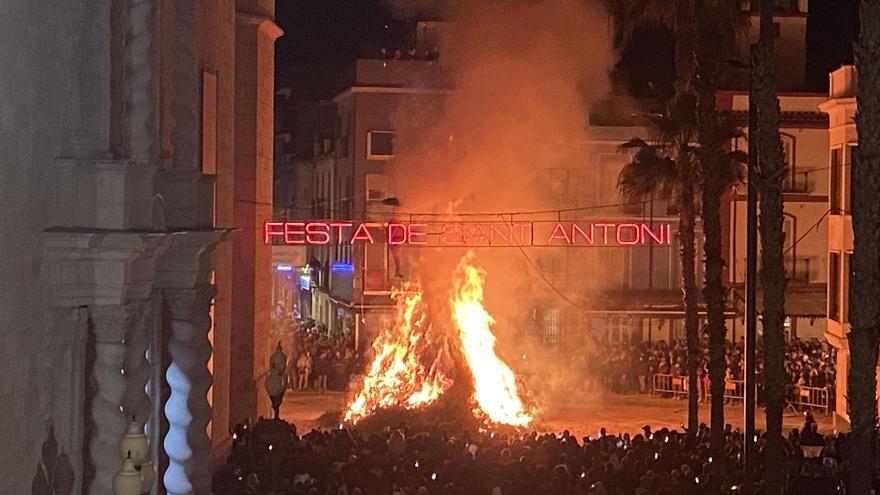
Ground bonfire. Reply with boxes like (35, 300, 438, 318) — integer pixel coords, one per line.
(344, 252, 532, 428)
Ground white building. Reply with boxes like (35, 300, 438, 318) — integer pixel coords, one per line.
(819, 65, 859, 426)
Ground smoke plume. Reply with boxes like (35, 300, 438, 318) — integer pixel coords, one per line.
(385, 0, 616, 415)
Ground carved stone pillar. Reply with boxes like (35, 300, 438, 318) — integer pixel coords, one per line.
(123, 299, 157, 429)
(126, 0, 155, 164)
(87, 303, 144, 495)
(162, 287, 214, 495)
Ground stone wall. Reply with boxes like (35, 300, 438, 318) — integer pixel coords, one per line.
(0, 1, 92, 493)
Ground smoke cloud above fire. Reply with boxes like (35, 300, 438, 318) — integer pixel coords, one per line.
(382, 0, 617, 416)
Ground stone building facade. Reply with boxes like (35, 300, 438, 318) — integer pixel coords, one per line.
(0, 0, 279, 493)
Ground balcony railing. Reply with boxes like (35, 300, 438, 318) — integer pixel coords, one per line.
(785, 257, 812, 282)
(782, 171, 811, 194)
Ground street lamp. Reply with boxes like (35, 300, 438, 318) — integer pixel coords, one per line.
(265, 343, 288, 419)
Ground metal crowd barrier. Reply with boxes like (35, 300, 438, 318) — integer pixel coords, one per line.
(652, 374, 744, 400)
(652, 374, 832, 413)
(652, 373, 688, 397)
(791, 385, 832, 414)
(723, 379, 744, 401)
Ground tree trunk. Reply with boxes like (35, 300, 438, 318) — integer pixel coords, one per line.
(849, 1, 880, 493)
(754, 2, 786, 493)
(694, 1, 727, 474)
(679, 157, 700, 440)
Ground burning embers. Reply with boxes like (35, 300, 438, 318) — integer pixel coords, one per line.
(344, 253, 532, 427)
(343, 287, 453, 423)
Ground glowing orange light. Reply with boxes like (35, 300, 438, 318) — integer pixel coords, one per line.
(450, 252, 532, 426)
(344, 285, 452, 424)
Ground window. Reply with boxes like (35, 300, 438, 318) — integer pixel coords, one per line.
(363, 241, 389, 293)
(780, 134, 805, 192)
(542, 308, 561, 344)
(544, 169, 569, 202)
(365, 174, 386, 202)
(367, 130, 394, 159)
(846, 145, 857, 213)
(830, 148, 842, 214)
(829, 252, 840, 321)
(844, 252, 852, 323)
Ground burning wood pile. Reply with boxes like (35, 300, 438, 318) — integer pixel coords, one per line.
(343, 252, 532, 430)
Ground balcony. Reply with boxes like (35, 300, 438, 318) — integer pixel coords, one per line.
(782, 171, 812, 194)
(785, 257, 813, 282)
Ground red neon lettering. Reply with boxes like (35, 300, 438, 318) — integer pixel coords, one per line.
(513, 222, 531, 245)
(594, 223, 616, 244)
(664, 224, 672, 244)
(641, 223, 665, 245)
(408, 223, 428, 245)
(330, 222, 353, 243)
(547, 223, 572, 245)
(283, 222, 306, 245)
(350, 223, 375, 244)
(441, 223, 463, 245)
(464, 224, 490, 245)
(264, 222, 284, 243)
(571, 223, 593, 245)
(616, 223, 641, 245)
(387, 223, 407, 245)
(490, 224, 509, 245)
(305, 222, 330, 244)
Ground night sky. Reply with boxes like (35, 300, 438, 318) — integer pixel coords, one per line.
(275, 0, 859, 103)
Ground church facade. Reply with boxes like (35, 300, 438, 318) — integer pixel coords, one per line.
(0, 0, 279, 493)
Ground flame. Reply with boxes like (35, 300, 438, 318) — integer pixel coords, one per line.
(344, 285, 452, 424)
(343, 254, 531, 427)
(451, 252, 532, 427)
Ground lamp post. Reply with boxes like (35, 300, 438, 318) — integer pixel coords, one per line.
(743, 73, 759, 495)
(265, 342, 288, 419)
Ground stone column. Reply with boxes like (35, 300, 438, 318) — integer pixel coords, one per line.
(123, 299, 157, 429)
(87, 303, 143, 495)
(162, 287, 214, 495)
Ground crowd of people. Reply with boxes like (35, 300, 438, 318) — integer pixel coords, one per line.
(282, 318, 362, 393)
(583, 337, 836, 404)
(212, 415, 848, 495)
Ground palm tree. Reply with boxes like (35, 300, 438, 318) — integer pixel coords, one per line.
(751, 1, 787, 493)
(607, 0, 744, 465)
(690, 1, 746, 469)
(848, 1, 880, 492)
(618, 87, 701, 439)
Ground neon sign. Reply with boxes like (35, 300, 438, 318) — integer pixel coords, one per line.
(264, 221, 673, 247)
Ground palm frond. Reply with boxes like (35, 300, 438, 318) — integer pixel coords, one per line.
(618, 147, 679, 201)
(618, 137, 652, 151)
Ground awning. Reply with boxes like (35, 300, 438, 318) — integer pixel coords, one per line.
(576, 290, 738, 317)
(731, 283, 827, 318)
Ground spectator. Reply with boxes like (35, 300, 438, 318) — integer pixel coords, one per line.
(297, 352, 312, 390)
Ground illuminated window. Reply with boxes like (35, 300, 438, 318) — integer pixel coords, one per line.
(367, 130, 394, 159)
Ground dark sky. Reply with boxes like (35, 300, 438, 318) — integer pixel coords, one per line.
(275, 0, 859, 102)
